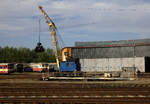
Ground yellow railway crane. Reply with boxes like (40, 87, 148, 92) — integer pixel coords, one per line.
(39, 6, 80, 74)
(39, 6, 61, 69)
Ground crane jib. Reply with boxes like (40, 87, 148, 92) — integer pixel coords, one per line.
(39, 6, 60, 69)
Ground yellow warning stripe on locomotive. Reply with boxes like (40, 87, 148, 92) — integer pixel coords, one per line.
(0, 69, 8, 72)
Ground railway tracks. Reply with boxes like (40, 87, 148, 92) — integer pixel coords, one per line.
(1, 97, 150, 104)
(0, 83, 150, 104)
(0, 73, 150, 103)
(0, 73, 42, 80)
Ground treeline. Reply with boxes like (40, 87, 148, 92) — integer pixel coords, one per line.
(0, 46, 56, 63)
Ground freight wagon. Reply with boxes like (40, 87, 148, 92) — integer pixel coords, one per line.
(29, 63, 46, 72)
(0, 63, 14, 74)
(29, 63, 55, 72)
(15, 64, 24, 72)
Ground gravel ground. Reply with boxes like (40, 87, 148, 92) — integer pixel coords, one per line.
(0, 72, 149, 86)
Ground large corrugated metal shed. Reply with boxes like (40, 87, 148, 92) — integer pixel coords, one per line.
(72, 39, 150, 59)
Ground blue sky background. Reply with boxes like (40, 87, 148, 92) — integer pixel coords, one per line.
(0, 0, 150, 49)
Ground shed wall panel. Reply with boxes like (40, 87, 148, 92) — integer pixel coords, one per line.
(74, 39, 150, 59)
(80, 57, 145, 72)
(135, 57, 145, 72)
(72, 47, 136, 59)
(72, 46, 150, 59)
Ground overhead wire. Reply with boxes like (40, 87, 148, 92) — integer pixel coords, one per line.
(55, 27, 65, 49)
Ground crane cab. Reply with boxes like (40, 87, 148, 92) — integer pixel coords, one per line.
(61, 47, 72, 61)
(60, 47, 80, 72)
(60, 61, 76, 72)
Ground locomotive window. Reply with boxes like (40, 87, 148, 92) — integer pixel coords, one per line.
(66, 63, 70, 66)
(8, 64, 14, 69)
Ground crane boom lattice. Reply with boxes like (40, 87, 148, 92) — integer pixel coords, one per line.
(39, 6, 61, 69)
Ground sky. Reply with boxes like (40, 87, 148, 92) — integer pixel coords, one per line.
(0, 0, 150, 49)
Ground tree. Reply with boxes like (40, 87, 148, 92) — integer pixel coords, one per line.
(0, 46, 56, 63)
